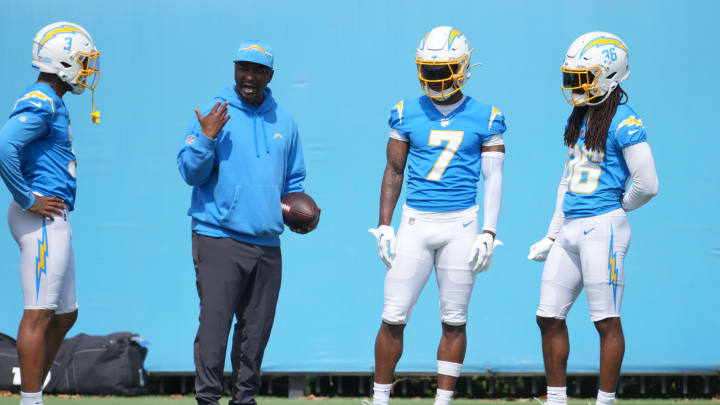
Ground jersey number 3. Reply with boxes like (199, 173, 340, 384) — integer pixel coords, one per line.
(426, 130, 464, 181)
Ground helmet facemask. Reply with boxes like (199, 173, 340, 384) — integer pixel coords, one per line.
(72, 51, 101, 123)
(416, 55, 469, 100)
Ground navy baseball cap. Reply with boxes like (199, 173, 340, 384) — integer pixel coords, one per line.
(234, 40, 274, 68)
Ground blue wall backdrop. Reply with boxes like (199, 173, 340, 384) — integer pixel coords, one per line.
(0, 0, 718, 374)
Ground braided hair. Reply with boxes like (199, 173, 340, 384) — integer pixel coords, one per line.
(563, 86, 628, 152)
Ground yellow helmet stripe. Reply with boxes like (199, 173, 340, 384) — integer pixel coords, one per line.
(448, 29, 462, 48)
(38, 25, 84, 52)
(580, 37, 627, 57)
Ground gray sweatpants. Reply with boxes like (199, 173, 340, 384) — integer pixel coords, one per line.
(192, 232, 282, 405)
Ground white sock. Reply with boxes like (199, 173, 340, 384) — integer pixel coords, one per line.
(596, 390, 615, 405)
(20, 391, 42, 405)
(373, 382, 392, 405)
(434, 388, 454, 405)
(546, 386, 567, 405)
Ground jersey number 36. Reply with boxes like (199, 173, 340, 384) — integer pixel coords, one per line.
(567, 144, 603, 194)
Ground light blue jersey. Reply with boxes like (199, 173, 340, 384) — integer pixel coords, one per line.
(562, 103, 647, 218)
(389, 95, 506, 212)
(0, 83, 76, 210)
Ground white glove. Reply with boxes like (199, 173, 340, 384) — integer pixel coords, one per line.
(467, 233, 503, 274)
(528, 237, 554, 262)
(368, 225, 397, 267)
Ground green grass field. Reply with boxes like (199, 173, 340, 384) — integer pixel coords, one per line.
(0, 396, 718, 405)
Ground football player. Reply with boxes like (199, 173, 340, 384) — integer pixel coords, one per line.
(527, 32, 658, 405)
(368, 26, 505, 405)
(0, 22, 100, 405)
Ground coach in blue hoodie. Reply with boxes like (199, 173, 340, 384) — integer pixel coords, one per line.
(177, 41, 315, 405)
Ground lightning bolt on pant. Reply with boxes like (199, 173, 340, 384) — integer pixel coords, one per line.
(537, 208, 630, 322)
(8, 200, 76, 313)
(192, 232, 282, 405)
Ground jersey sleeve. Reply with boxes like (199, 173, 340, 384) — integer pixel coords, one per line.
(177, 103, 218, 186)
(0, 112, 49, 209)
(613, 115, 647, 148)
(11, 90, 55, 122)
(388, 100, 409, 140)
(487, 106, 506, 136)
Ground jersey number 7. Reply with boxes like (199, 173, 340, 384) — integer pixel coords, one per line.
(426, 130, 464, 181)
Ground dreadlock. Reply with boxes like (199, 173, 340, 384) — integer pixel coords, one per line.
(564, 86, 628, 152)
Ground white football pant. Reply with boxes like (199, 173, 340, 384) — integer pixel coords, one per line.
(382, 205, 478, 326)
(8, 200, 77, 313)
(537, 208, 630, 322)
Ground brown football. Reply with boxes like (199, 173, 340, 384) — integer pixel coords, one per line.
(281, 192, 319, 229)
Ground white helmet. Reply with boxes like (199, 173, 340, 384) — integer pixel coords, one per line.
(416, 26, 475, 100)
(32, 22, 101, 123)
(561, 31, 629, 106)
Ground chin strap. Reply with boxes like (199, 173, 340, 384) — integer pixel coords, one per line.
(90, 90, 100, 124)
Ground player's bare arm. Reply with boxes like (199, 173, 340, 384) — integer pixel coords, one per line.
(194, 101, 230, 140)
(378, 138, 408, 226)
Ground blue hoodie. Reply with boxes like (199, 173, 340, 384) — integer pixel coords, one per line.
(177, 86, 305, 246)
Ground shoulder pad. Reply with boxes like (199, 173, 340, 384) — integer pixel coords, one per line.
(12, 90, 55, 117)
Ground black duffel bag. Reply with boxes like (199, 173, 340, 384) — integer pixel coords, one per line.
(0, 331, 148, 395)
(0, 333, 20, 391)
(46, 332, 148, 395)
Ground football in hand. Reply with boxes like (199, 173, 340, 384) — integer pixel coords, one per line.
(281, 192, 320, 229)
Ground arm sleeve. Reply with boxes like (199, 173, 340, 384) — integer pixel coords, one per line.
(283, 123, 306, 196)
(546, 160, 569, 239)
(177, 112, 218, 186)
(621, 142, 659, 211)
(0, 113, 49, 209)
(480, 151, 504, 233)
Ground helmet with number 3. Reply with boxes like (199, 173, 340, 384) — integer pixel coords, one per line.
(561, 32, 629, 106)
(416, 26, 474, 100)
(32, 22, 101, 122)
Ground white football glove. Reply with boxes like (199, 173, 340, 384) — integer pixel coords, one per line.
(528, 237, 554, 262)
(368, 225, 397, 267)
(467, 233, 503, 274)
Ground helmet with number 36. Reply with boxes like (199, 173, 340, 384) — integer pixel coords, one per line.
(561, 32, 629, 106)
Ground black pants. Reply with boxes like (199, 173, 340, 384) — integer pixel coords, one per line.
(192, 232, 282, 405)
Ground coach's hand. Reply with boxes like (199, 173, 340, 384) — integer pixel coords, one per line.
(28, 195, 65, 221)
(290, 208, 321, 234)
(528, 236, 554, 262)
(194, 101, 230, 140)
(368, 225, 396, 267)
(468, 232, 503, 274)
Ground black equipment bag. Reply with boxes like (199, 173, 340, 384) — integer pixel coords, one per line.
(0, 331, 148, 395)
(45, 332, 148, 395)
(0, 333, 20, 391)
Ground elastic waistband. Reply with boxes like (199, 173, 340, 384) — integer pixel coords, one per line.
(566, 208, 626, 223)
(401, 204, 478, 223)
